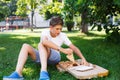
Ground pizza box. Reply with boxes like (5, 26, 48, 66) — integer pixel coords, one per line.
(56, 59, 109, 79)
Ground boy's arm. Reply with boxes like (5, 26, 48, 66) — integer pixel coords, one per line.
(69, 44, 89, 65)
(41, 38, 73, 55)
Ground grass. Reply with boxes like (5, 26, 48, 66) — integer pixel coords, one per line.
(0, 29, 120, 80)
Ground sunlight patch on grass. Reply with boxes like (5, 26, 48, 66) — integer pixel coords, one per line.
(23, 67, 35, 76)
(67, 33, 80, 37)
(66, 31, 105, 41)
(89, 30, 106, 35)
(0, 29, 41, 37)
(9, 32, 40, 37)
(11, 36, 27, 39)
(31, 40, 39, 48)
(82, 36, 104, 40)
(0, 47, 6, 51)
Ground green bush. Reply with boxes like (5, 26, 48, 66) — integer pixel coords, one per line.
(65, 20, 74, 31)
(105, 29, 120, 43)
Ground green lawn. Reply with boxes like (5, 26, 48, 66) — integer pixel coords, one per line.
(0, 29, 120, 80)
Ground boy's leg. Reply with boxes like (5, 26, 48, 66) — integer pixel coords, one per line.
(38, 43, 50, 80)
(3, 43, 36, 79)
(16, 43, 36, 76)
(38, 43, 50, 72)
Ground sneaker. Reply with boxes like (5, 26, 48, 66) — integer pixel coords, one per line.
(3, 71, 24, 80)
(39, 71, 50, 80)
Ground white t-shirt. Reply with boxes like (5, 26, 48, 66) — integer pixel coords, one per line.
(40, 30, 72, 47)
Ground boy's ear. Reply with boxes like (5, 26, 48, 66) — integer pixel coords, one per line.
(50, 26, 53, 29)
(50, 26, 52, 28)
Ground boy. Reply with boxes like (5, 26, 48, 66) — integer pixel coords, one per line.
(3, 16, 88, 80)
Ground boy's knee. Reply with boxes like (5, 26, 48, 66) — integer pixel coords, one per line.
(38, 43, 43, 48)
(22, 43, 30, 49)
(38, 42, 48, 49)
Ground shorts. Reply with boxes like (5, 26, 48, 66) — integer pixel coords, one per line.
(34, 49, 61, 65)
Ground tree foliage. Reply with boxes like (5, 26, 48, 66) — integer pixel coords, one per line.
(16, 0, 39, 17)
(62, 0, 120, 43)
(62, 0, 93, 32)
(0, 1, 9, 21)
(0, 0, 17, 21)
(16, 0, 41, 31)
(89, 0, 120, 43)
(8, 0, 17, 16)
(0, 0, 14, 21)
(63, 0, 77, 20)
(40, 2, 62, 20)
(15, 0, 28, 17)
(77, 0, 93, 33)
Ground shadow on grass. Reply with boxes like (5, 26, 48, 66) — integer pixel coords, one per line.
(0, 33, 120, 80)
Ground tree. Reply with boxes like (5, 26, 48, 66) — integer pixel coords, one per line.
(16, 0, 41, 31)
(8, 0, 17, 16)
(15, 0, 28, 17)
(74, 0, 120, 43)
(62, 0, 77, 31)
(62, 0, 92, 32)
(64, 0, 120, 43)
(89, 0, 120, 43)
(0, 0, 18, 21)
(75, 0, 94, 33)
(0, 0, 10, 21)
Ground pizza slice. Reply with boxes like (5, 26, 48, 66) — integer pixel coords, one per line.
(66, 53, 75, 63)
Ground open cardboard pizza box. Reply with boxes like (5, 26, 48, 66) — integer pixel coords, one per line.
(56, 59, 109, 80)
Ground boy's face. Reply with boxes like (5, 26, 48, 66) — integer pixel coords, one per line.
(50, 25, 62, 37)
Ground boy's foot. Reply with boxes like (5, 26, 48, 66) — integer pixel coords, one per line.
(39, 71, 50, 80)
(3, 71, 24, 80)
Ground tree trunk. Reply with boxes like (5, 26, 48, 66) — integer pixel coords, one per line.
(81, 23, 88, 33)
(81, 10, 88, 33)
(31, 10, 34, 32)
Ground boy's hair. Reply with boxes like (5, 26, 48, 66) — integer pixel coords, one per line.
(50, 16, 63, 27)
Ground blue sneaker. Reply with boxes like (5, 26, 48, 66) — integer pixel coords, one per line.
(39, 71, 50, 80)
(3, 71, 24, 80)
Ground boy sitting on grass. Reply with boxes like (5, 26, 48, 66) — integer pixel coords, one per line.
(3, 16, 88, 80)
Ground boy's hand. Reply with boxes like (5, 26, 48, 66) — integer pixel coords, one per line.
(62, 48, 73, 55)
(81, 58, 89, 66)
